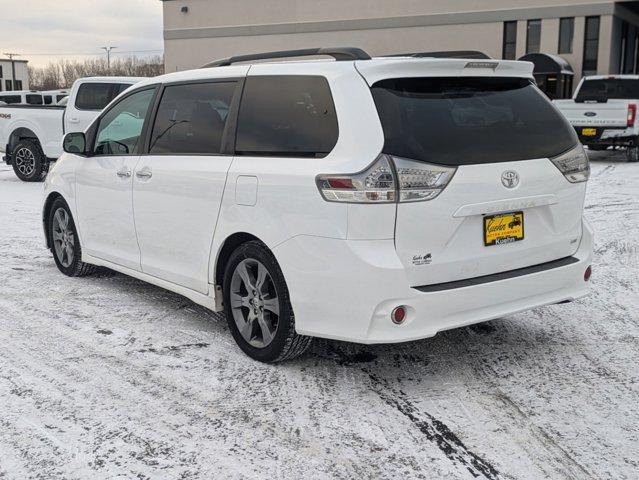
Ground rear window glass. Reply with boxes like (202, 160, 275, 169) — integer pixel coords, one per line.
(236, 75, 338, 157)
(0, 95, 21, 104)
(75, 83, 131, 110)
(371, 77, 577, 165)
(576, 78, 639, 101)
(150, 82, 237, 155)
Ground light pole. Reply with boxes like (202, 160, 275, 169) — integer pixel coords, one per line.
(100, 46, 117, 71)
(3, 53, 20, 90)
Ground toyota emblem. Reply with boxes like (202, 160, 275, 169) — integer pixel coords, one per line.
(501, 170, 519, 188)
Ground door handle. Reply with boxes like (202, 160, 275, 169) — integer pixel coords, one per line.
(116, 168, 131, 178)
(68, 117, 80, 124)
(135, 169, 152, 179)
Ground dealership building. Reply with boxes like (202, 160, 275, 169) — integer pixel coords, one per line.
(162, 0, 639, 96)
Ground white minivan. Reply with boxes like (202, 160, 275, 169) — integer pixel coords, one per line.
(43, 48, 593, 362)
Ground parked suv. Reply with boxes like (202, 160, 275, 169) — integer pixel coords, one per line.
(43, 48, 593, 362)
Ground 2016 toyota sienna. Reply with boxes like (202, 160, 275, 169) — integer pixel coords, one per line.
(43, 48, 593, 362)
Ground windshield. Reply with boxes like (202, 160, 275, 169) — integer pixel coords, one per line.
(576, 78, 639, 101)
(371, 77, 577, 166)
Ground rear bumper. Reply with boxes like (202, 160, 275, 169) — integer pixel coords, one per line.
(573, 126, 636, 145)
(274, 218, 593, 344)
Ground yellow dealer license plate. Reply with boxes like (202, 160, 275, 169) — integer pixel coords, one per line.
(582, 128, 597, 136)
(484, 211, 524, 246)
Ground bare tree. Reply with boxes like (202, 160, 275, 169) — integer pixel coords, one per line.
(28, 56, 164, 90)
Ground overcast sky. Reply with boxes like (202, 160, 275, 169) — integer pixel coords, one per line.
(0, 0, 163, 68)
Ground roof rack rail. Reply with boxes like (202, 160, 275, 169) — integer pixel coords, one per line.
(201, 47, 371, 68)
(386, 50, 491, 60)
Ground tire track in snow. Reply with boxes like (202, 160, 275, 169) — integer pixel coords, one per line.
(326, 346, 500, 480)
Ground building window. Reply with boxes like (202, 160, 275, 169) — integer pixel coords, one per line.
(558, 17, 574, 53)
(526, 19, 542, 54)
(619, 21, 636, 74)
(5, 80, 12, 91)
(502, 21, 518, 60)
(0, 65, 3, 78)
(14, 80, 22, 90)
(583, 16, 600, 76)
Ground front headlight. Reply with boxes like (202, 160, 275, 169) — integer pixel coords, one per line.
(550, 144, 590, 183)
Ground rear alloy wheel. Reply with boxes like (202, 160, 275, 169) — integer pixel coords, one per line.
(223, 241, 312, 362)
(48, 198, 97, 277)
(12, 139, 49, 182)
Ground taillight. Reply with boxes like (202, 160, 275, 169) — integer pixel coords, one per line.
(628, 104, 637, 127)
(550, 144, 590, 183)
(393, 156, 457, 202)
(316, 154, 396, 203)
(316, 154, 456, 203)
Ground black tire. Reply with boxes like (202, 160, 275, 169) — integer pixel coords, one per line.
(587, 145, 607, 151)
(223, 240, 312, 363)
(12, 139, 49, 182)
(626, 141, 639, 162)
(47, 197, 98, 277)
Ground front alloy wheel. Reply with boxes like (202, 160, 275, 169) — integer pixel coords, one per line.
(48, 197, 97, 277)
(52, 207, 75, 268)
(11, 139, 49, 182)
(14, 147, 36, 178)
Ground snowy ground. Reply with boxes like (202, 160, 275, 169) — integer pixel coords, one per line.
(0, 151, 637, 480)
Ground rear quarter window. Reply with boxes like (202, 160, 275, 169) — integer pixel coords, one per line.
(236, 75, 338, 157)
(371, 77, 577, 165)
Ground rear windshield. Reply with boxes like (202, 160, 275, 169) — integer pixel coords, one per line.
(576, 78, 639, 101)
(371, 77, 577, 165)
(0, 95, 21, 104)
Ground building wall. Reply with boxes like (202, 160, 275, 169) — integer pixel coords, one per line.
(164, 21, 506, 72)
(0, 60, 29, 92)
(162, 0, 639, 86)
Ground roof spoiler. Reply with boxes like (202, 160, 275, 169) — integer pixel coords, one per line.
(385, 50, 491, 60)
(201, 47, 371, 68)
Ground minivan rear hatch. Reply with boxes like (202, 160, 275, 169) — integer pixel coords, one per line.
(358, 59, 586, 287)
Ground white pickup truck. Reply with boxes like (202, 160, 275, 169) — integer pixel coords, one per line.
(0, 76, 143, 181)
(554, 74, 639, 162)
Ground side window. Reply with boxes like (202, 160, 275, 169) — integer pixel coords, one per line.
(149, 82, 236, 155)
(43, 95, 53, 105)
(26, 94, 43, 105)
(93, 88, 155, 156)
(236, 75, 338, 157)
(75, 83, 132, 110)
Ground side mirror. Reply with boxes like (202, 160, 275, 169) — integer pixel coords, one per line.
(63, 132, 87, 155)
